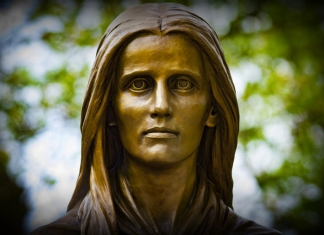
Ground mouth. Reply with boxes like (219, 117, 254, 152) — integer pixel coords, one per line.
(144, 127, 178, 139)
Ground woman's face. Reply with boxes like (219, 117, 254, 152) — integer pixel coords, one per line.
(113, 34, 216, 167)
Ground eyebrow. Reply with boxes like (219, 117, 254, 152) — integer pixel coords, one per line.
(119, 69, 202, 81)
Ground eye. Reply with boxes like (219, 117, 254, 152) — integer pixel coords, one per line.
(171, 78, 194, 90)
(129, 78, 151, 92)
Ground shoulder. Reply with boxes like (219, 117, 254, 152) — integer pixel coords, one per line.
(220, 207, 282, 235)
(30, 208, 80, 235)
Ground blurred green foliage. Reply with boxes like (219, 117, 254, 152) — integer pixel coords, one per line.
(0, 0, 323, 234)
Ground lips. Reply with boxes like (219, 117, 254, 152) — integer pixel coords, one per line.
(144, 127, 178, 139)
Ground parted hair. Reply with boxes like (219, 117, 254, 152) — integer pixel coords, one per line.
(67, 3, 239, 235)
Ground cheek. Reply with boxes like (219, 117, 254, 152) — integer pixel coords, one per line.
(179, 97, 211, 126)
(113, 98, 148, 147)
(114, 95, 139, 123)
(115, 104, 147, 127)
(113, 107, 139, 152)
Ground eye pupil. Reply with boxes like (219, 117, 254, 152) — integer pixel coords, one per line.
(134, 80, 144, 89)
(178, 80, 188, 88)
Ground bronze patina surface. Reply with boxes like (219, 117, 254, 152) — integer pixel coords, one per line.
(32, 3, 281, 235)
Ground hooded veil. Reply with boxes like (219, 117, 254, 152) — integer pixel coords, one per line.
(31, 3, 283, 235)
(65, 3, 240, 235)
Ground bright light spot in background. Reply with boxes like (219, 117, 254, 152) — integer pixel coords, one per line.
(232, 59, 293, 176)
(15, 86, 42, 106)
(76, 0, 101, 29)
(241, 13, 272, 33)
(191, 0, 238, 36)
(2, 38, 96, 78)
(274, 58, 294, 78)
(246, 141, 283, 174)
(21, 112, 81, 231)
(3, 41, 62, 77)
(0, 0, 35, 36)
(21, 16, 63, 38)
(231, 61, 263, 97)
(263, 116, 294, 152)
(1, 12, 96, 78)
(44, 83, 63, 104)
(233, 145, 273, 226)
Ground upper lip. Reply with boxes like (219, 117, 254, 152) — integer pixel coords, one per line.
(144, 127, 178, 135)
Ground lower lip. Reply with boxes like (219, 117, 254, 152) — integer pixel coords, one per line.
(145, 132, 177, 139)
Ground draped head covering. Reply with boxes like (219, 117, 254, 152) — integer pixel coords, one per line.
(67, 3, 239, 235)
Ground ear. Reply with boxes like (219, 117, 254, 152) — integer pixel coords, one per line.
(205, 106, 217, 127)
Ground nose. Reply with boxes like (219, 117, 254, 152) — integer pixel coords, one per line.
(150, 82, 172, 118)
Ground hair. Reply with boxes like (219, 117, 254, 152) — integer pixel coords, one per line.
(67, 3, 239, 235)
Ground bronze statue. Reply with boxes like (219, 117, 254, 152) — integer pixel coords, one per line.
(32, 3, 281, 235)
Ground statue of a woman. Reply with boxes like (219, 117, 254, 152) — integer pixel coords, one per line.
(32, 3, 281, 235)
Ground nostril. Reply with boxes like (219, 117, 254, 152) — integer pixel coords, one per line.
(150, 112, 171, 118)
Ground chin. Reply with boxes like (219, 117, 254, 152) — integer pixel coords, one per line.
(134, 152, 183, 171)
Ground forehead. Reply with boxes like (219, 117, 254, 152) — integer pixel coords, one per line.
(123, 33, 199, 54)
(118, 34, 203, 76)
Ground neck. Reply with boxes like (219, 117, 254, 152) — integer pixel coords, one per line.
(122, 152, 197, 234)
